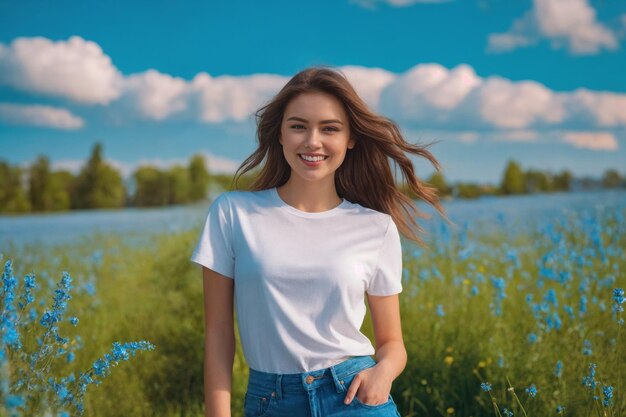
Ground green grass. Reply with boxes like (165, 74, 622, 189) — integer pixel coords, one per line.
(2, 201, 624, 416)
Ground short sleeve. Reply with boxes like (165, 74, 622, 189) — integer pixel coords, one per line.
(190, 193, 235, 279)
(367, 216, 402, 296)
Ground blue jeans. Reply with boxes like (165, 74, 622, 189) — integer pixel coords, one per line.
(244, 355, 402, 417)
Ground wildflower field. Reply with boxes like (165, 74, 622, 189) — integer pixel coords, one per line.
(1, 190, 625, 417)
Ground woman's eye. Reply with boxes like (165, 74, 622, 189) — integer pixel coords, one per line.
(324, 127, 339, 132)
(290, 124, 304, 130)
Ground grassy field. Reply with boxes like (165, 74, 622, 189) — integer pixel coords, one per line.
(1, 194, 625, 417)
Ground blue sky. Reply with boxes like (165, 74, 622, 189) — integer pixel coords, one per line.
(1, 0, 625, 183)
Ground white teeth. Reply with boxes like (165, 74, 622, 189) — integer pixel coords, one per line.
(300, 154, 326, 162)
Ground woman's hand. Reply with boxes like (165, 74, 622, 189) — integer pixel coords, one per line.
(343, 364, 393, 405)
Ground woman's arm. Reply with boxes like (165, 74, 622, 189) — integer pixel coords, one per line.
(367, 293, 407, 380)
(202, 266, 236, 417)
(343, 293, 407, 405)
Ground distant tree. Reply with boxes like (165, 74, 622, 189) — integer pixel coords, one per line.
(232, 171, 257, 191)
(0, 160, 30, 213)
(188, 154, 210, 201)
(166, 165, 191, 205)
(73, 143, 125, 209)
(28, 155, 53, 211)
(553, 169, 572, 191)
(602, 169, 623, 188)
(427, 172, 451, 196)
(53, 169, 77, 199)
(211, 173, 236, 193)
(524, 169, 550, 193)
(455, 182, 482, 199)
(132, 166, 169, 206)
(28, 155, 71, 211)
(499, 160, 525, 195)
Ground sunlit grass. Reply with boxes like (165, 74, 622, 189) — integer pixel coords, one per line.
(2, 193, 625, 416)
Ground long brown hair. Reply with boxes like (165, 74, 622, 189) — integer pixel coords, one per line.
(232, 65, 452, 247)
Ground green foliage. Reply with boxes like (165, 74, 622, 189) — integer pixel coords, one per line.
(73, 143, 125, 209)
(0, 160, 30, 213)
(132, 166, 169, 206)
(427, 172, 451, 196)
(523, 169, 550, 193)
(602, 169, 624, 189)
(188, 155, 210, 201)
(499, 160, 525, 195)
(552, 169, 572, 191)
(28, 155, 72, 211)
(4, 194, 623, 416)
(166, 165, 192, 205)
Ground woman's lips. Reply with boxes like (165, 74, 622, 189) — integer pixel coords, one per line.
(298, 154, 328, 167)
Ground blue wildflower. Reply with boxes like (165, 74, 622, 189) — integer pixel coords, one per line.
(481, 382, 492, 392)
(582, 339, 592, 356)
(563, 305, 574, 320)
(556, 405, 566, 413)
(544, 288, 558, 307)
(436, 304, 445, 317)
(497, 354, 505, 368)
(602, 385, 613, 407)
(527, 333, 538, 344)
(555, 360, 563, 378)
(525, 384, 538, 398)
(503, 408, 514, 417)
(582, 363, 597, 389)
(5, 394, 25, 408)
(580, 295, 588, 315)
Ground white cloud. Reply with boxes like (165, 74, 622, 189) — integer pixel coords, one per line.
(122, 69, 189, 120)
(340, 66, 396, 109)
(0, 36, 623, 153)
(113, 153, 241, 177)
(352, 0, 451, 8)
(377, 62, 625, 137)
(0, 102, 84, 129)
(498, 130, 539, 142)
(476, 77, 565, 129)
(51, 159, 85, 174)
(561, 131, 618, 150)
(0, 36, 124, 104)
(50, 151, 241, 178)
(189, 72, 288, 123)
(451, 131, 479, 144)
(566, 89, 626, 127)
(487, 0, 618, 54)
(379, 63, 481, 125)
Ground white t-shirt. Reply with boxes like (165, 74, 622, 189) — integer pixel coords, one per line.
(190, 186, 403, 373)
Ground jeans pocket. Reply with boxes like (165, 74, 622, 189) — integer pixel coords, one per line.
(244, 391, 276, 417)
(340, 367, 395, 409)
(352, 392, 395, 409)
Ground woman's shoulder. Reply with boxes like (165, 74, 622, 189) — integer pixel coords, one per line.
(209, 188, 272, 207)
(343, 199, 393, 225)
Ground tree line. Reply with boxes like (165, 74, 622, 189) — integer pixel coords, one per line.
(1, 145, 625, 214)
(0, 143, 248, 214)
(410, 159, 625, 200)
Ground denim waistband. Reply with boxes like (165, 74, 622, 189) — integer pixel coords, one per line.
(246, 355, 377, 399)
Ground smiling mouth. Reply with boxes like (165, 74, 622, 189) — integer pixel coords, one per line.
(298, 154, 329, 162)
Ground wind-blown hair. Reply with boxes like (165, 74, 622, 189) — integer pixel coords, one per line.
(233, 65, 451, 247)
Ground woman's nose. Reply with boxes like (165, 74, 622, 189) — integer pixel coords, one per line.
(304, 129, 322, 148)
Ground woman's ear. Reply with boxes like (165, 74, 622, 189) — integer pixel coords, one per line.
(348, 137, 356, 149)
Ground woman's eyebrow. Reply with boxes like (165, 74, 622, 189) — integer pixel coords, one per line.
(286, 116, 344, 125)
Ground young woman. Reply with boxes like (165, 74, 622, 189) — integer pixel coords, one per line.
(191, 66, 449, 417)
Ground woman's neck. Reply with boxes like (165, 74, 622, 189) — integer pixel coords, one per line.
(276, 178, 342, 213)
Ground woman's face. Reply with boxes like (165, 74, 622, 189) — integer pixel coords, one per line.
(279, 91, 355, 185)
